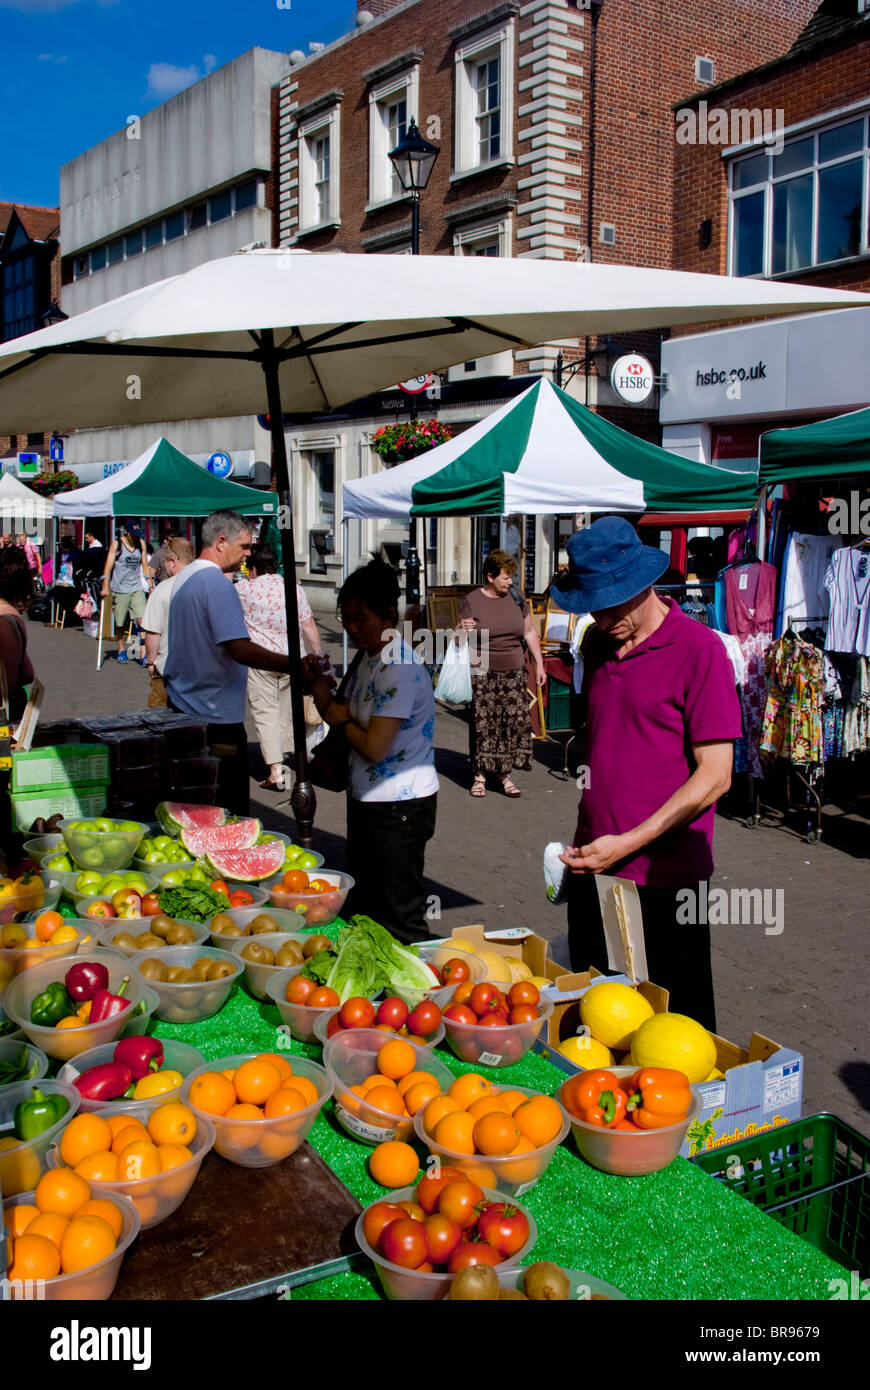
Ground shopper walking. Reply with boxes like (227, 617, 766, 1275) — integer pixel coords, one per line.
(236, 542, 322, 792)
(101, 525, 151, 663)
(140, 536, 195, 707)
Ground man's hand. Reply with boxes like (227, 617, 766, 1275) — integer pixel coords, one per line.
(560, 836, 629, 874)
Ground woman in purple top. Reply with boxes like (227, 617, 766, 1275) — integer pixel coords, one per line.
(552, 519, 742, 1030)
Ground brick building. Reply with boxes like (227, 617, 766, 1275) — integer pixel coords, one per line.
(271, 0, 821, 603)
(662, 0, 870, 469)
(0, 202, 61, 467)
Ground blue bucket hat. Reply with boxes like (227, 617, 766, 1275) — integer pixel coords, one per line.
(551, 517, 669, 614)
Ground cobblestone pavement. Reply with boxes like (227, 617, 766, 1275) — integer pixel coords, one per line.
(25, 617, 869, 1135)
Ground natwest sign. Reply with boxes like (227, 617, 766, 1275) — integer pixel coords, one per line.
(610, 353, 654, 405)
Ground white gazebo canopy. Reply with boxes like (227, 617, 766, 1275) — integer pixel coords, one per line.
(0, 470, 54, 521)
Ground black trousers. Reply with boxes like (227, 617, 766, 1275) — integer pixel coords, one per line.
(344, 794, 437, 945)
(567, 873, 716, 1033)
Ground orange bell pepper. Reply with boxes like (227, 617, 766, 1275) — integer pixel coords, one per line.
(563, 1068, 630, 1127)
(625, 1067, 692, 1129)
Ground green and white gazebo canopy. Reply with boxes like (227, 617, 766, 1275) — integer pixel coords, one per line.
(759, 406, 870, 486)
(342, 379, 760, 519)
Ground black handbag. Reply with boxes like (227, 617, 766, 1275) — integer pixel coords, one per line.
(309, 651, 363, 792)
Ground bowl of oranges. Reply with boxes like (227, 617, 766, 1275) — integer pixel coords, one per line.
(46, 1100, 215, 1229)
(323, 1030, 454, 1147)
(0, 1078, 81, 1198)
(4, 1171, 139, 1300)
(265, 869, 353, 926)
(0, 911, 89, 997)
(181, 1051, 332, 1168)
(413, 1076, 569, 1197)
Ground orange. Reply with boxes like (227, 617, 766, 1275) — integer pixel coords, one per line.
(157, 1144, 193, 1172)
(448, 1073, 492, 1109)
(496, 1089, 529, 1114)
(361, 1073, 396, 1093)
(500, 1135, 538, 1185)
(457, 1159, 498, 1189)
(116, 1139, 161, 1182)
(108, 1113, 145, 1143)
(376, 1038, 417, 1081)
(60, 1214, 116, 1274)
(75, 1198, 123, 1240)
(423, 1094, 462, 1136)
(433, 1110, 476, 1155)
(232, 1058, 283, 1106)
(257, 1129, 301, 1162)
(514, 1096, 563, 1147)
(132, 1194, 159, 1225)
(146, 1101, 197, 1147)
(8, 1232, 61, 1281)
(396, 1069, 440, 1098)
(34, 909, 64, 943)
(264, 1087, 307, 1118)
(256, 1051, 294, 1082)
(368, 1140, 419, 1189)
(402, 1081, 441, 1117)
(8, 1204, 39, 1238)
(365, 1086, 407, 1119)
(25, 1211, 69, 1248)
(34, 1167, 91, 1217)
(473, 1112, 520, 1157)
(188, 1070, 236, 1117)
(74, 1150, 119, 1184)
(467, 1094, 511, 1121)
(279, 1076, 318, 1109)
(221, 1068, 237, 1082)
(60, 1114, 113, 1170)
(225, 1103, 263, 1119)
(110, 1121, 150, 1156)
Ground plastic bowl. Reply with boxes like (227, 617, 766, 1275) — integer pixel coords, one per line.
(0, 1001, 24, 1041)
(312, 1007, 444, 1053)
(128, 945, 242, 1024)
(0, 1038, 50, 1093)
(498, 1266, 627, 1300)
(264, 966, 337, 1045)
(557, 1066, 702, 1176)
(58, 818, 148, 873)
(323, 1028, 454, 1146)
(119, 984, 161, 1038)
(59, 869, 159, 909)
(230, 933, 312, 1001)
(208, 905, 308, 950)
(3, 1188, 139, 1299)
(436, 995, 554, 1069)
(393, 944, 487, 1010)
(47, 1106, 215, 1229)
(2, 951, 151, 1062)
(355, 1185, 537, 1300)
(22, 834, 67, 866)
(181, 1052, 331, 1168)
(0, 1079, 81, 1196)
(413, 1084, 569, 1196)
(0, 922, 90, 997)
(57, 1039, 205, 1118)
(97, 920, 210, 956)
(155, 870, 269, 909)
(132, 853, 196, 875)
(264, 869, 353, 926)
(0, 874, 63, 920)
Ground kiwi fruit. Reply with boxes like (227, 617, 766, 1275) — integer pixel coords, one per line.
(217, 921, 243, 938)
(166, 923, 197, 945)
(522, 1262, 571, 1301)
(135, 933, 164, 949)
(189, 959, 213, 981)
(275, 940, 304, 967)
(139, 958, 169, 982)
(167, 966, 195, 983)
(498, 1288, 528, 1300)
(241, 941, 274, 965)
(302, 934, 333, 958)
(210, 912, 236, 934)
(110, 931, 139, 950)
(249, 916, 280, 936)
(448, 1265, 500, 1301)
(205, 960, 235, 981)
(149, 914, 176, 938)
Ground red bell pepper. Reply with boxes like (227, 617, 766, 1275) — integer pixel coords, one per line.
(563, 1068, 630, 1128)
(74, 1061, 133, 1102)
(113, 1036, 163, 1080)
(89, 976, 132, 1025)
(65, 961, 109, 1003)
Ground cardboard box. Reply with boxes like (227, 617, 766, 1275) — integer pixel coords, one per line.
(11, 743, 110, 794)
(9, 781, 108, 833)
(434, 923, 557, 980)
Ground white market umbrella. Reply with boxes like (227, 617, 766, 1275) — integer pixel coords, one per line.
(0, 470, 54, 522)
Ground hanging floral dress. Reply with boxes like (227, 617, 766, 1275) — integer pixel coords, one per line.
(760, 632, 825, 765)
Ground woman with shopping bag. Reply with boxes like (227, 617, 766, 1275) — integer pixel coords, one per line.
(458, 548, 545, 798)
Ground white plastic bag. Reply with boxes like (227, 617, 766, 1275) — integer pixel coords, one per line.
(434, 635, 473, 705)
(543, 841, 571, 905)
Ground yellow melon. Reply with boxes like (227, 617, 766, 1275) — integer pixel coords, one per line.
(475, 949, 513, 984)
(629, 1012, 716, 1084)
(579, 982, 654, 1051)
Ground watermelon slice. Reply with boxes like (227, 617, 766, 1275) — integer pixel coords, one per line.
(156, 802, 227, 836)
(180, 817, 262, 859)
(205, 841, 285, 883)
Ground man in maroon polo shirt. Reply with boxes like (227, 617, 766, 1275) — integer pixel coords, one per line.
(552, 518, 742, 1030)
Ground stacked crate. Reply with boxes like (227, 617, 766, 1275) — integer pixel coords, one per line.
(79, 711, 218, 820)
(9, 735, 110, 833)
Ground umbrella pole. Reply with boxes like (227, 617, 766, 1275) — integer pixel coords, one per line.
(260, 336, 317, 848)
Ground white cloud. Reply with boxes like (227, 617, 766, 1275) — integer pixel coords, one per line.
(37, 52, 68, 62)
(203, 53, 217, 72)
(146, 62, 201, 99)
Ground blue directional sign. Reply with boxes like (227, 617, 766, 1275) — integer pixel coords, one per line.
(49, 436, 64, 463)
(206, 451, 233, 478)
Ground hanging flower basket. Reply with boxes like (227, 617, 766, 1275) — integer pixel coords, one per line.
(372, 418, 453, 464)
(28, 469, 80, 497)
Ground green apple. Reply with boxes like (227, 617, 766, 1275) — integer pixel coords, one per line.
(78, 846, 105, 869)
(142, 851, 166, 865)
(284, 846, 301, 863)
(92, 818, 115, 833)
(117, 820, 142, 832)
(153, 836, 173, 851)
(122, 872, 149, 892)
(298, 852, 320, 870)
(45, 853, 73, 872)
(186, 868, 208, 884)
(75, 871, 103, 892)
(161, 869, 188, 887)
(101, 874, 127, 895)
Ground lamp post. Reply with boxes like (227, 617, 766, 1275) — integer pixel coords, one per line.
(388, 117, 440, 607)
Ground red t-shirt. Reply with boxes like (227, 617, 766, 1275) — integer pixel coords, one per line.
(574, 599, 742, 887)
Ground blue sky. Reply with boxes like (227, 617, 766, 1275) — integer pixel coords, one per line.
(0, 0, 356, 208)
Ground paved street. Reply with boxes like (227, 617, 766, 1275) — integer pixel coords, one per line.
(25, 617, 869, 1135)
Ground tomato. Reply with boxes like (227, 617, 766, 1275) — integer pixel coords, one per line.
(509, 1004, 539, 1025)
(415, 1166, 468, 1215)
(469, 983, 500, 1017)
(305, 903, 332, 925)
(326, 1015, 344, 1038)
(285, 975, 315, 1005)
(229, 890, 254, 907)
(308, 985, 341, 1008)
(321, 893, 343, 912)
(308, 879, 331, 894)
(362, 1201, 406, 1250)
(407, 1000, 442, 1039)
(379, 1217, 429, 1269)
(423, 1214, 462, 1265)
(339, 996, 376, 1029)
(437, 1178, 484, 1230)
(478, 1011, 510, 1029)
(141, 892, 161, 916)
(452, 981, 475, 1007)
(441, 957, 470, 985)
(376, 996, 409, 1030)
(209, 879, 229, 896)
(477, 1203, 530, 1258)
(508, 981, 540, 1009)
(447, 1241, 501, 1272)
(397, 1200, 426, 1222)
(427, 963, 441, 982)
(443, 1003, 477, 1026)
(283, 870, 310, 892)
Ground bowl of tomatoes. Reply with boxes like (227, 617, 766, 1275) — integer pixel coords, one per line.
(556, 1065, 701, 1177)
(312, 994, 445, 1049)
(264, 966, 342, 1044)
(323, 1028, 454, 1146)
(264, 869, 353, 927)
(356, 1175, 537, 1300)
(436, 981, 554, 1068)
(414, 1081, 568, 1196)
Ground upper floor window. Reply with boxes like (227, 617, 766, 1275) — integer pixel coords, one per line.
(729, 113, 869, 277)
(1, 253, 38, 340)
(454, 21, 515, 177)
(297, 102, 341, 232)
(368, 67, 420, 207)
(475, 57, 501, 163)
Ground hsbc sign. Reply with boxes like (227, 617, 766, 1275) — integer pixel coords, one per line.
(610, 353, 655, 404)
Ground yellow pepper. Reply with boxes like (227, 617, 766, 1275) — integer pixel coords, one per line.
(0, 870, 44, 911)
(0, 1136, 42, 1196)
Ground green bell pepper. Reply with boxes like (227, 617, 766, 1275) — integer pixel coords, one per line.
(13, 1087, 70, 1141)
(30, 981, 74, 1028)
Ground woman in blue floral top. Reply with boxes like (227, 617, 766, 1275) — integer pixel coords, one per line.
(303, 560, 438, 943)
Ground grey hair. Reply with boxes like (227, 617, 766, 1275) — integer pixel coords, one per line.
(201, 511, 251, 548)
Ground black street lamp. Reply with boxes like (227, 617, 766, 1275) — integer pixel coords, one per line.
(41, 301, 68, 326)
(388, 117, 440, 607)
